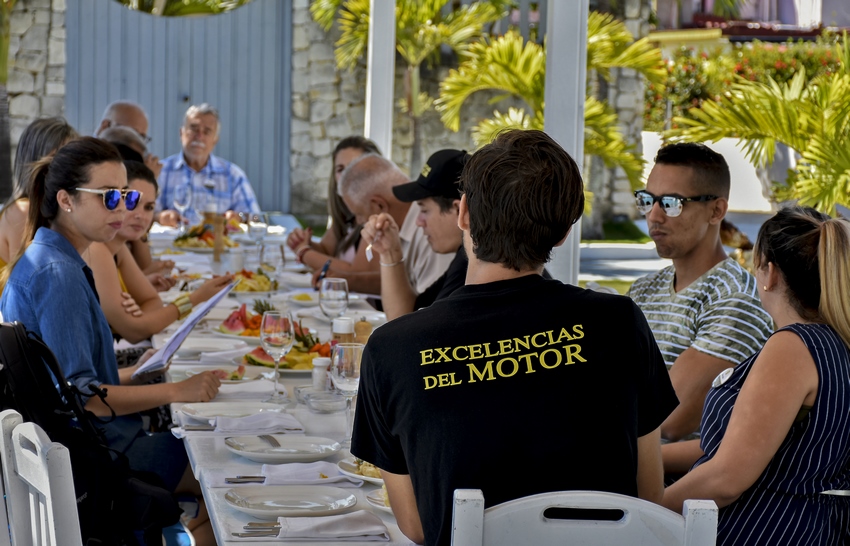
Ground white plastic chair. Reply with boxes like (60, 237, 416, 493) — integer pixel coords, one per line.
(0, 410, 25, 545)
(1, 413, 82, 546)
(451, 489, 717, 546)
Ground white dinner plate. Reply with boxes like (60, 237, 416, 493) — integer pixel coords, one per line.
(176, 245, 233, 254)
(224, 435, 341, 463)
(230, 290, 280, 304)
(224, 485, 356, 520)
(181, 401, 283, 420)
(337, 458, 384, 485)
(184, 365, 255, 384)
(284, 291, 362, 308)
(278, 272, 314, 289)
(174, 338, 248, 358)
(229, 356, 311, 375)
(366, 490, 392, 514)
(210, 330, 261, 345)
(296, 307, 387, 326)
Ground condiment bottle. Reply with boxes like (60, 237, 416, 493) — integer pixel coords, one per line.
(355, 318, 373, 345)
(312, 357, 331, 391)
(332, 317, 355, 345)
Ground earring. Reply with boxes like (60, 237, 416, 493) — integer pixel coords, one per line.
(763, 285, 768, 291)
(66, 208, 71, 213)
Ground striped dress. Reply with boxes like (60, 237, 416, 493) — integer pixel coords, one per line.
(628, 258, 773, 368)
(696, 323, 850, 545)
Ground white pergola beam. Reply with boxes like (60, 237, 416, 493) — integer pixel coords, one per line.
(544, 0, 589, 286)
(364, 0, 396, 157)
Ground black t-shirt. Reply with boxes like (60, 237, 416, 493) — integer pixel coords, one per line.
(414, 246, 467, 310)
(351, 275, 678, 546)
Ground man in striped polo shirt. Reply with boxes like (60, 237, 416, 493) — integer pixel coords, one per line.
(628, 143, 772, 441)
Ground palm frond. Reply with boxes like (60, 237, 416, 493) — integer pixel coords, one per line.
(471, 107, 543, 146)
(436, 31, 546, 131)
(309, 0, 345, 31)
(334, 0, 370, 70)
(586, 11, 665, 85)
(583, 97, 645, 188)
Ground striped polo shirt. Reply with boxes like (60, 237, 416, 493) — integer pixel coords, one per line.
(628, 257, 773, 368)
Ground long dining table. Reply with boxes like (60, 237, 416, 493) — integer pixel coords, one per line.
(151, 242, 412, 545)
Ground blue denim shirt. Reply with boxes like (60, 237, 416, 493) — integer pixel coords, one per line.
(156, 152, 261, 224)
(0, 227, 142, 451)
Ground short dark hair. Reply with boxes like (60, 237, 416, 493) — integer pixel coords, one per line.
(124, 160, 157, 191)
(429, 194, 457, 214)
(461, 129, 584, 271)
(654, 142, 730, 198)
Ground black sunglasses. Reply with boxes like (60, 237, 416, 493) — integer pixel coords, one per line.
(74, 188, 142, 211)
(634, 190, 718, 218)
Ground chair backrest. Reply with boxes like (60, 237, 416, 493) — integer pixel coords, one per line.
(7, 420, 82, 546)
(451, 489, 717, 546)
(0, 410, 25, 545)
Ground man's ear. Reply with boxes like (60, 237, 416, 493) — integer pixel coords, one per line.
(97, 119, 111, 136)
(457, 195, 470, 231)
(709, 197, 728, 225)
(370, 196, 389, 215)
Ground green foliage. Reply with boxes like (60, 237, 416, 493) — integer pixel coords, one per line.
(664, 36, 850, 215)
(115, 0, 253, 16)
(645, 37, 841, 132)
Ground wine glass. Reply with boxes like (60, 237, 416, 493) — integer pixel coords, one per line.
(319, 278, 349, 320)
(260, 311, 295, 404)
(248, 213, 268, 265)
(172, 183, 193, 235)
(330, 343, 364, 447)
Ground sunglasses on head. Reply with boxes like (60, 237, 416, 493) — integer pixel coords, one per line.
(74, 188, 142, 211)
(634, 190, 718, 218)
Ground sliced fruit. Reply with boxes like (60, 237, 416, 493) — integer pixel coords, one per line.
(244, 346, 276, 367)
(236, 303, 249, 326)
(219, 310, 246, 334)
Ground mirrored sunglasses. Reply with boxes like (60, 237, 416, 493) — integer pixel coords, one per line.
(74, 188, 142, 211)
(634, 190, 718, 218)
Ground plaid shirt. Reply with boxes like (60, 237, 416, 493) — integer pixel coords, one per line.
(156, 152, 260, 224)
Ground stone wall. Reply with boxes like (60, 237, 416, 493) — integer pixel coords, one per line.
(7, 0, 66, 167)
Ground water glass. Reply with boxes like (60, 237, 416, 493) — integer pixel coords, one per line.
(260, 311, 295, 404)
(248, 213, 268, 263)
(319, 278, 349, 320)
(173, 184, 193, 234)
(330, 343, 364, 447)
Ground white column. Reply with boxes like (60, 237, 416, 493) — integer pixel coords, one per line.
(543, 0, 588, 285)
(364, 0, 396, 157)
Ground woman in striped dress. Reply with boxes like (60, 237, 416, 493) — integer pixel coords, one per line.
(662, 206, 850, 545)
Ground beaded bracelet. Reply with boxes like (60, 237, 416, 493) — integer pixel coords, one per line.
(296, 245, 311, 264)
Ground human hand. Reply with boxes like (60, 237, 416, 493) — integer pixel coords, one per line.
(158, 209, 181, 227)
(144, 153, 162, 178)
(311, 266, 341, 289)
(287, 227, 312, 250)
(121, 292, 143, 317)
(192, 274, 234, 304)
(147, 273, 177, 292)
(153, 259, 176, 273)
(129, 349, 168, 384)
(362, 213, 402, 262)
(176, 372, 221, 402)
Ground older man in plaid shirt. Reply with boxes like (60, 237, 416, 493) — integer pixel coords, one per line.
(156, 103, 260, 226)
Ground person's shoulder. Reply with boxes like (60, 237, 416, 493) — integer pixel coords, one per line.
(159, 154, 184, 172)
(702, 258, 762, 300)
(210, 154, 248, 178)
(628, 265, 674, 296)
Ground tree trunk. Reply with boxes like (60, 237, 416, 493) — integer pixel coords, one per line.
(0, 3, 14, 200)
(408, 64, 423, 177)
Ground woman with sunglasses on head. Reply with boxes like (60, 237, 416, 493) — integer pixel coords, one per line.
(662, 206, 850, 545)
(0, 116, 78, 266)
(86, 161, 233, 344)
(0, 138, 220, 544)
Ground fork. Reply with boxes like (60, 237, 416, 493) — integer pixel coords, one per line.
(259, 434, 281, 447)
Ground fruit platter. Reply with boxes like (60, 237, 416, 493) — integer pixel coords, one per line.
(232, 268, 278, 292)
(217, 300, 276, 339)
(174, 220, 239, 249)
(230, 320, 332, 371)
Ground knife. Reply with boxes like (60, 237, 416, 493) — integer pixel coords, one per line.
(232, 531, 280, 537)
(183, 424, 216, 431)
(225, 476, 266, 483)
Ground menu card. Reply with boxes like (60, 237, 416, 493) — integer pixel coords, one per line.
(132, 282, 237, 378)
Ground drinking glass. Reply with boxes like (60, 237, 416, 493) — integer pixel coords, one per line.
(319, 278, 349, 320)
(330, 343, 364, 447)
(172, 184, 193, 235)
(260, 311, 295, 404)
(248, 213, 268, 264)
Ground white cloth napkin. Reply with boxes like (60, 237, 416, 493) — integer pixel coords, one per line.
(215, 412, 303, 433)
(215, 380, 283, 400)
(228, 511, 389, 542)
(199, 347, 251, 364)
(279, 271, 314, 289)
(203, 462, 363, 488)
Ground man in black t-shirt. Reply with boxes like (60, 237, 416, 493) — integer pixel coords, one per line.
(361, 149, 470, 321)
(351, 130, 679, 546)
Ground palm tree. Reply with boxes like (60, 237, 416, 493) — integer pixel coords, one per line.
(664, 36, 850, 215)
(0, 0, 17, 199)
(435, 12, 666, 191)
(114, 0, 253, 16)
(310, 0, 508, 174)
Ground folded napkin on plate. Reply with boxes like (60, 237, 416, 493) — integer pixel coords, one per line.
(229, 511, 389, 542)
(215, 412, 303, 433)
(204, 461, 363, 488)
(200, 347, 250, 364)
(279, 271, 313, 289)
(215, 380, 283, 400)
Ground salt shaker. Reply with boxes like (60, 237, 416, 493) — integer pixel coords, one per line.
(332, 317, 355, 345)
(312, 357, 331, 391)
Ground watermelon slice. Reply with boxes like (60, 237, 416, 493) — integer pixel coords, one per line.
(236, 303, 249, 325)
(219, 309, 246, 334)
(244, 347, 283, 368)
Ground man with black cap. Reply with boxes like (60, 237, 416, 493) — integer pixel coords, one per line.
(361, 149, 469, 320)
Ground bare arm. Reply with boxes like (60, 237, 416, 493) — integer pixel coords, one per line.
(662, 347, 737, 441)
(85, 372, 220, 417)
(0, 200, 29, 264)
(661, 439, 704, 475)
(310, 267, 382, 295)
(361, 213, 416, 320)
(662, 331, 818, 512)
(381, 470, 425, 544)
(636, 427, 664, 504)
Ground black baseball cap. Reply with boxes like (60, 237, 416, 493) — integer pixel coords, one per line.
(392, 149, 469, 202)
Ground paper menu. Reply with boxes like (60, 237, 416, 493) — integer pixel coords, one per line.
(132, 281, 237, 378)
